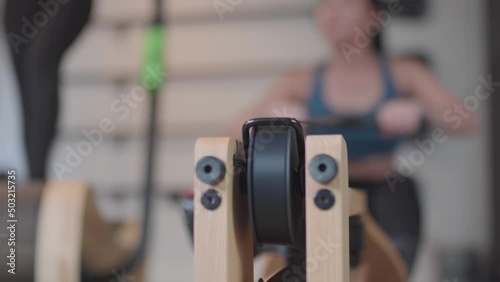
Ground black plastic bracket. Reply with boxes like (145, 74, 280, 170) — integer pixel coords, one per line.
(242, 118, 305, 165)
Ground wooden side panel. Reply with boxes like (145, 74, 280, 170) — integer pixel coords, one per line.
(361, 213, 408, 282)
(194, 138, 253, 282)
(0, 183, 43, 282)
(34, 182, 144, 282)
(35, 182, 88, 282)
(81, 195, 143, 278)
(306, 136, 350, 282)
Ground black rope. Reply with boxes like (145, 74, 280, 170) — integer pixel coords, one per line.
(82, 1, 165, 280)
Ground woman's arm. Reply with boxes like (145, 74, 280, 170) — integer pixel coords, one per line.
(222, 68, 312, 138)
(400, 59, 479, 133)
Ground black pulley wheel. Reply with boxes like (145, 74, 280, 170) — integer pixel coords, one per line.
(246, 120, 305, 251)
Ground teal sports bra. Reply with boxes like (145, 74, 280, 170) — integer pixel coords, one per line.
(307, 55, 401, 161)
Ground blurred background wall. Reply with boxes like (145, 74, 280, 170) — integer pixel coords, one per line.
(0, 0, 491, 281)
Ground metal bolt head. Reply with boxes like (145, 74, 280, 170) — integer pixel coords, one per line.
(201, 189, 222, 210)
(309, 154, 338, 184)
(314, 189, 335, 210)
(196, 156, 226, 185)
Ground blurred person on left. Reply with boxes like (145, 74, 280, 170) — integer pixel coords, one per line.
(4, 0, 93, 180)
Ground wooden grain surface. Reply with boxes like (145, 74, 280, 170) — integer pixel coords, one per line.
(0, 181, 144, 282)
(306, 135, 350, 282)
(194, 138, 253, 282)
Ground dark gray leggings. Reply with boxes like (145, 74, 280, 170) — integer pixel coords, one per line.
(351, 176, 421, 271)
(4, 0, 92, 179)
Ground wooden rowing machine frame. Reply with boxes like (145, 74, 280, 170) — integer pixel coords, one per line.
(193, 135, 408, 282)
(0, 182, 144, 282)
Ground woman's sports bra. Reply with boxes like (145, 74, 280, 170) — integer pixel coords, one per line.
(307, 56, 401, 161)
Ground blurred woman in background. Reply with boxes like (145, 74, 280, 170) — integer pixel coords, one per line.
(4, 0, 92, 179)
(229, 0, 477, 270)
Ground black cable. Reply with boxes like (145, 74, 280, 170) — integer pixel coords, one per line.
(119, 88, 159, 276)
(82, 94, 157, 282)
(154, 0, 163, 24)
(82, 0, 165, 280)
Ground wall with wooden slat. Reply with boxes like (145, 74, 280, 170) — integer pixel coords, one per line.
(92, 0, 312, 25)
(63, 19, 328, 81)
(49, 137, 196, 192)
(59, 77, 271, 137)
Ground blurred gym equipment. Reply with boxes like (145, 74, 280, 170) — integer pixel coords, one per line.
(0, 0, 166, 280)
(193, 118, 408, 282)
(0, 182, 144, 282)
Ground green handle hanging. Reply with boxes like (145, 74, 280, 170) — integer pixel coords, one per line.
(141, 24, 166, 93)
